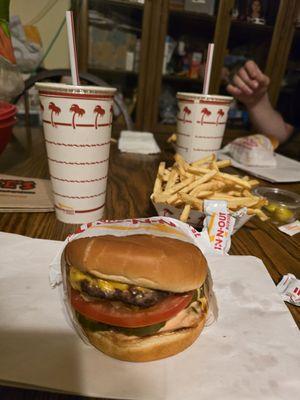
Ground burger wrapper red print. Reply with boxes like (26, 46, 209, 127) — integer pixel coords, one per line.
(49, 217, 223, 346)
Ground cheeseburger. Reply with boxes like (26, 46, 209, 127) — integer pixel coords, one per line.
(64, 234, 210, 362)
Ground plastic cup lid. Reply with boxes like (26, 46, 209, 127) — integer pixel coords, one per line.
(253, 186, 300, 210)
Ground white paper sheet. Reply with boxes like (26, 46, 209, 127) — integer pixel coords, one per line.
(218, 152, 300, 183)
(118, 131, 161, 154)
(0, 232, 299, 399)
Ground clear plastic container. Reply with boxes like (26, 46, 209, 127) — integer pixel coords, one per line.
(253, 187, 300, 224)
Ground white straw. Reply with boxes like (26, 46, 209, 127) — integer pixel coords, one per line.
(66, 11, 80, 86)
(203, 43, 214, 95)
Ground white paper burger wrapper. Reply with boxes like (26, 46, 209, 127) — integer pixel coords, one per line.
(48, 215, 231, 347)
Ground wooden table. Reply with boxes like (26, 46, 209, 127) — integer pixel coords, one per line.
(0, 128, 299, 400)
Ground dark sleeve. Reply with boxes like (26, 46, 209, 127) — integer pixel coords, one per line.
(276, 128, 300, 161)
(276, 81, 300, 127)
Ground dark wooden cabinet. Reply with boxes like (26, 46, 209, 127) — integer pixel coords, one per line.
(75, 0, 300, 135)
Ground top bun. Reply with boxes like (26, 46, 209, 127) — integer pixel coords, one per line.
(64, 235, 207, 292)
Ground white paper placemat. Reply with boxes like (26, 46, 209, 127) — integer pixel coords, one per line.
(0, 232, 299, 399)
(218, 152, 300, 183)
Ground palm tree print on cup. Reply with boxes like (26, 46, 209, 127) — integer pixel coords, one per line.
(200, 107, 211, 125)
(48, 102, 61, 127)
(93, 105, 105, 129)
(183, 106, 191, 123)
(216, 109, 225, 125)
(70, 104, 85, 129)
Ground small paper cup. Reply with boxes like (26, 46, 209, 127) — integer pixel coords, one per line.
(176, 93, 233, 163)
(35, 82, 116, 224)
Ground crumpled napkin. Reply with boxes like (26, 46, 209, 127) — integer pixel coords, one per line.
(118, 130, 161, 154)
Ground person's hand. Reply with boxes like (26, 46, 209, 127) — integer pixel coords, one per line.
(226, 60, 270, 107)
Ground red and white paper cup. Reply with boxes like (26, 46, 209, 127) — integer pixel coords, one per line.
(176, 92, 233, 163)
(35, 82, 116, 224)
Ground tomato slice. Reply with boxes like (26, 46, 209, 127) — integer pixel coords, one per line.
(70, 288, 193, 328)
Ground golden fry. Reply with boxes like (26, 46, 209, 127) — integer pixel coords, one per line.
(153, 176, 162, 194)
(179, 193, 203, 211)
(212, 160, 219, 171)
(189, 181, 225, 196)
(247, 208, 269, 221)
(216, 159, 231, 168)
(164, 176, 194, 195)
(227, 190, 243, 197)
(187, 166, 205, 176)
(183, 171, 217, 193)
(174, 153, 188, 168)
(165, 169, 178, 191)
(158, 161, 166, 176)
(152, 192, 171, 203)
(227, 197, 260, 208)
(177, 163, 187, 178)
(208, 193, 238, 200)
(166, 193, 179, 205)
(218, 172, 252, 189)
(191, 153, 215, 167)
(151, 154, 267, 222)
(162, 170, 170, 182)
(167, 133, 177, 143)
(248, 179, 260, 187)
(180, 204, 191, 222)
(242, 189, 253, 197)
(194, 190, 214, 198)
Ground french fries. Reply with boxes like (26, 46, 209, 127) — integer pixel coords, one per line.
(151, 153, 268, 223)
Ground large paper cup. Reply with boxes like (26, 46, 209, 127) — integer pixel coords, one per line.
(176, 93, 233, 163)
(35, 82, 116, 224)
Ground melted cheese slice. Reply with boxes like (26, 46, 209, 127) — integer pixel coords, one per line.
(69, 266, 129, 292)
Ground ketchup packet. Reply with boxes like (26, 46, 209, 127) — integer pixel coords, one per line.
(277, 274, 300, 306)
(203, 200, 235, 255)
(278, 220, 300, 236)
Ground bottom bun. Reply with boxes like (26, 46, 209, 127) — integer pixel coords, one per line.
(82, 316, 206, 362)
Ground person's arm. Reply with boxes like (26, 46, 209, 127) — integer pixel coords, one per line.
(226, 60, 293, 144)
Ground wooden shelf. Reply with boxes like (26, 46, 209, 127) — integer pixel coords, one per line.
(108, 0, 143, 9)
(78, 0, 299, 133)
(88, 67, 138, 79)
(89, 0, 143, 11)
(230, 19, 273, 36)
(169, 8, 216, 24)
(162, 74, 202, 84)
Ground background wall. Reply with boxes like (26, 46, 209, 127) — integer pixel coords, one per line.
(10, 0, 70, 69)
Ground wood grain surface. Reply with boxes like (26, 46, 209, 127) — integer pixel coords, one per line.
(0, 127, 299, 400)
